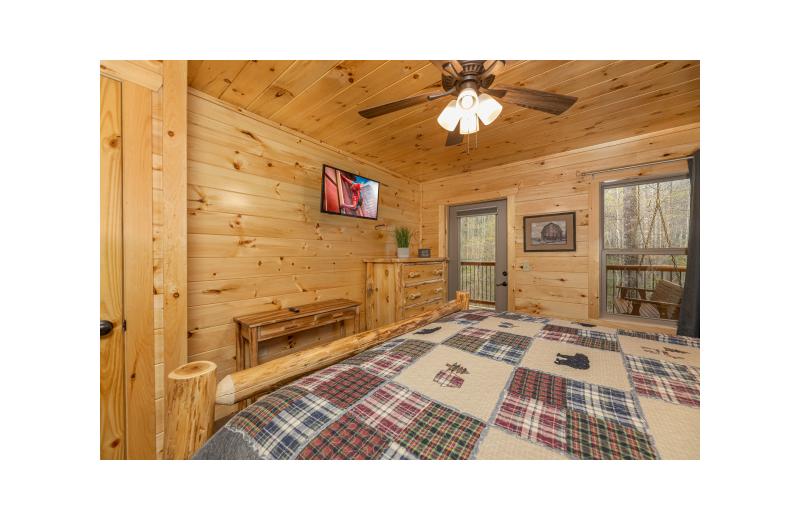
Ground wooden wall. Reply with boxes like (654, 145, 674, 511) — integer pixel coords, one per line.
(420, 123, 699, 333)
(184, 89, 421, 423)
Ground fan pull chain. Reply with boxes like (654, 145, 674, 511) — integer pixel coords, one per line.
(467, 121, 470, 155)
(476, 115, 478, 150)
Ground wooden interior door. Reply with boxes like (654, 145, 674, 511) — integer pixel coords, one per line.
(100, 75, 126, 459)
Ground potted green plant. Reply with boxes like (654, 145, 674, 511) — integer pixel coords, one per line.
(390, 226, 418, 258)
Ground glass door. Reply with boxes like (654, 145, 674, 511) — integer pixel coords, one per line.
(447, 200, 508, 311)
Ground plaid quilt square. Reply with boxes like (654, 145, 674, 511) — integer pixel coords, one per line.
(314, 368, 387, 409)
(459, 327, 497, 339)
(442, 328, 493, 352)
(228, 386, 308, 436)
(538, 325, 620, 352)
(396, 402, 486, 460)
(339, 350, 386, 366)
(565, 409, 657, 460)
(490, 331, 533, 349)
(381, 442, 418, 460)
(507, 367, 568, 407)
(618, 329, 700, 349)
(360, 352, 414, 378)
(351, 382, 431, 438)
(297, 414, 391, 460)
(293, 365, 353, 392)
(492, 392, 566, 451)
(626, 355, 700, 384)
(475, 340, 526, 365)
(252, 394, 340, 459)
(626, 355, 700, 408)
(390, 339, 436, 359)
(567, 380, 646, 431)
(370, 338, 406, 352)
(495, 311, 552, 324)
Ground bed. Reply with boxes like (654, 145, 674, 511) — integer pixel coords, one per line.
(168, 293, 699, 460)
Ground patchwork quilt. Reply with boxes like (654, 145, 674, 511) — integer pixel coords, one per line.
(193, 310, 700, 460)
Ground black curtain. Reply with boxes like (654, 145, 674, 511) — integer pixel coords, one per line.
(677, 149, 700, 337)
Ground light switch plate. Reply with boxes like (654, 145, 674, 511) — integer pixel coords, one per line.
(523, 261, 530, 272)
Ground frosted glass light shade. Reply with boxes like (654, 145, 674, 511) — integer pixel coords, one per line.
(459, 114, 479, 134)
(437, 100, 460, 131)
(477, 94, 503, 125)
(457, 88, 479, 115)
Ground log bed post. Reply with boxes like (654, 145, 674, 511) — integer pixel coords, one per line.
(165, 293, 469, 459)
(456, 290, 469, 310)
(164, 361, 217, 460)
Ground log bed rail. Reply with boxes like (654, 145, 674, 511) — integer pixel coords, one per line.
(164, 291, 471, 460)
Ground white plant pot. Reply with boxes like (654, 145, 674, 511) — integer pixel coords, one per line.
(397, 247, 410, 258)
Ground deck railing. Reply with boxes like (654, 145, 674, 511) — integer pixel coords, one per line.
(605, 264, 686, 314)
(460, 261, 495, 305)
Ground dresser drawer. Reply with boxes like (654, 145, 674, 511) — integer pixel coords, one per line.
(404, 297, 444, 319)
(403, 282, 444, 306)
(258, 315, 317, 339)
(402, 263, 444, 284)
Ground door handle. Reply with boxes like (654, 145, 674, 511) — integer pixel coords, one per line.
(100, 320, 114, 337)
(495, 281, 508, 287)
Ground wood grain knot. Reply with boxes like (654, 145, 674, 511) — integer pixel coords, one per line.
(173, 292, 180, 299)
(168, 131, 175, 137)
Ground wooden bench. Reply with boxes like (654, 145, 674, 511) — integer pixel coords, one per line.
(613, 279, 683, 320)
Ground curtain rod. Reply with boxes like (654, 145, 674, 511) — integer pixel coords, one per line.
(577, 156, 693, 180)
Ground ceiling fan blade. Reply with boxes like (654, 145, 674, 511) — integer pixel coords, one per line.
(489, 84, 578, 116)
(430, 60, 463, 77)
(358, 91, 442, 119)
(445, 120, 463, 146)
(480, 60, 504, 78)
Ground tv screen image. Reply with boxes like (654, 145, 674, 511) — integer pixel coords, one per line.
(320, 164, 380, 220)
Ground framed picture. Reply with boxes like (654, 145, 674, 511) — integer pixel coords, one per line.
(523, 212, 577, 252)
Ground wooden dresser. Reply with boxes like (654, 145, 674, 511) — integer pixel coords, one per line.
(364, 257, 448, 330)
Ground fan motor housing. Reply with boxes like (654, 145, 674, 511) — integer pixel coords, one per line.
(442, 60, 496, 95)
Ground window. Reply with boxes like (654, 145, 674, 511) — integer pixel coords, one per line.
(600, 174, 691, 322)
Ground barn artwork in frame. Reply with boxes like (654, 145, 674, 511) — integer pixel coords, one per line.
(523, 212, 577, 252)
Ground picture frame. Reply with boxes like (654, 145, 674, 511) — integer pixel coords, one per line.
(523, 212, 577, 252)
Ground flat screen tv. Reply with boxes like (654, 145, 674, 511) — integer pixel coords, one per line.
(320, 164, 380, 220)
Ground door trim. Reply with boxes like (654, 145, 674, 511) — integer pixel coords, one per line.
(438, 189, 517, 312)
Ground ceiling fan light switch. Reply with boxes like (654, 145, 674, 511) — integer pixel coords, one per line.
(523, 261, 530, 272)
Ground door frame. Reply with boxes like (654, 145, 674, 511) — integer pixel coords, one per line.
(447, 200, 508, 310)
(437, 189, 517, 312)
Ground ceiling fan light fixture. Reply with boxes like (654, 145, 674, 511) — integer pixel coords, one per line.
(437, 100, 461, 131)
(477, 94, 502, 125)
(459, 114, 479, 134)
(457, 88, 479, 115)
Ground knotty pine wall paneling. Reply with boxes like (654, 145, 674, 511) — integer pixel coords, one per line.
(420, 123, 699, 334)
(185, 89, 421, 423)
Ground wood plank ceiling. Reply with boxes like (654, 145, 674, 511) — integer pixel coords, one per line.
(188, 60, 700, 182)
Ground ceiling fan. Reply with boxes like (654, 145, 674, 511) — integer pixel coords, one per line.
(357, 60, 579, 150)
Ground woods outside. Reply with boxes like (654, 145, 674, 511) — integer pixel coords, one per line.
(603, 177, 691, 317)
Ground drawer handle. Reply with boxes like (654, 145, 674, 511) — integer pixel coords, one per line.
(433, 269, 443, 275)
(409, 293, 421, 300)
(408, 272, 420, 278)
(433, 287, 443, 294)
(284, 324, 298, 330)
